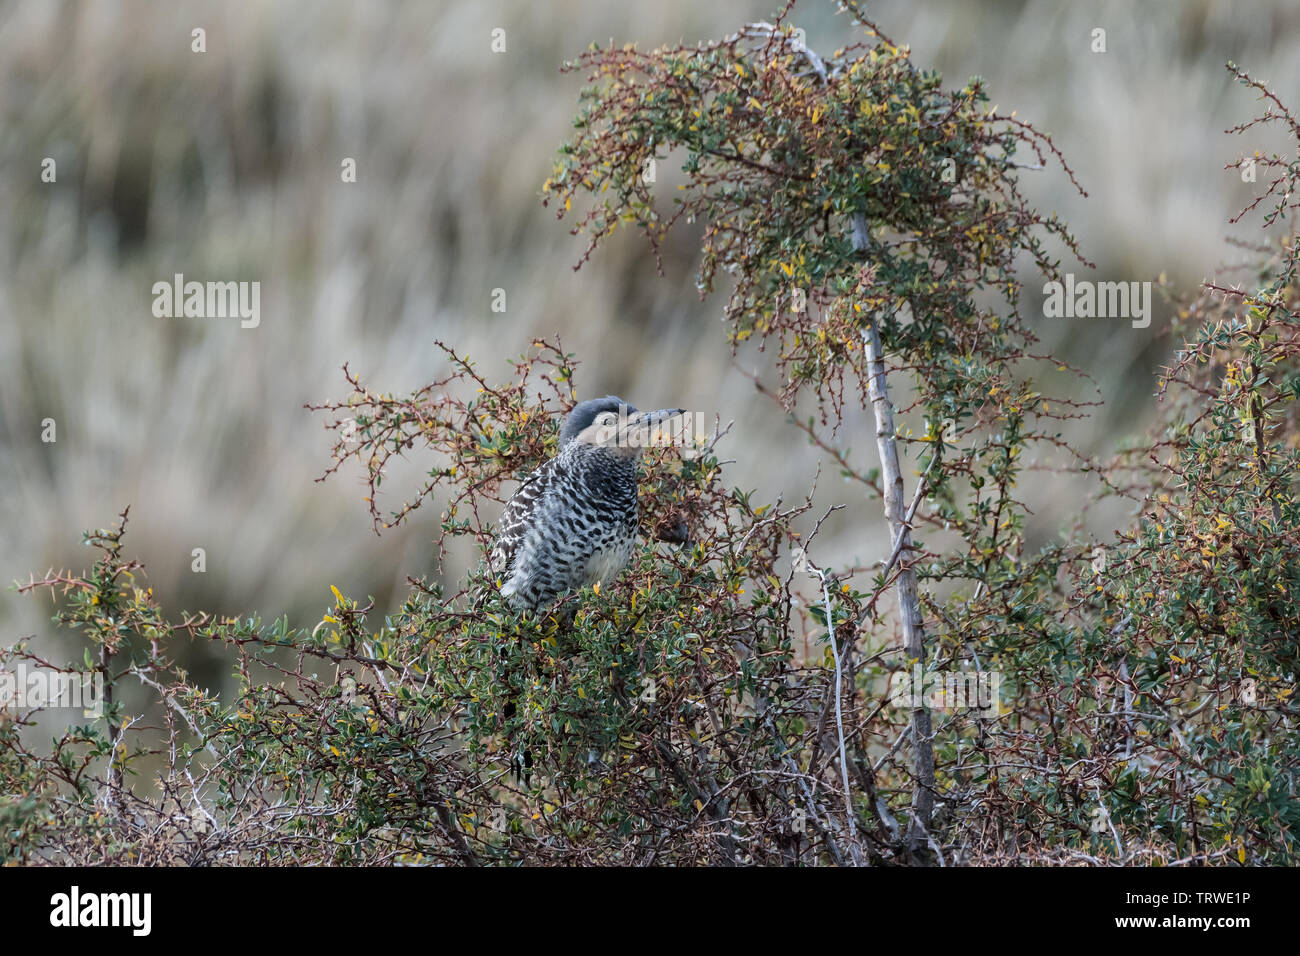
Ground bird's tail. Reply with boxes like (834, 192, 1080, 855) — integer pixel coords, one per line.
(497, 603, 581, 788)
(496, 632, 534, 788)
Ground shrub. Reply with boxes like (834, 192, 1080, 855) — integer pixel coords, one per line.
(3, 2, 1297, 866)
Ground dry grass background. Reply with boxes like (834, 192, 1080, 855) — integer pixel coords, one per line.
(1, 0, 1297, 685)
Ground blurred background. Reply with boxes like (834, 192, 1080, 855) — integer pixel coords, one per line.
(2, 0, 1298, 685)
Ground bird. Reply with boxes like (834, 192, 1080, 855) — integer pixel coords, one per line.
(489, 396, 684, 612)
(488, 396, 682, 786)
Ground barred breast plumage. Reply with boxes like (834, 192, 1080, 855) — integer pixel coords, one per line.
(489, 396, 682, 611)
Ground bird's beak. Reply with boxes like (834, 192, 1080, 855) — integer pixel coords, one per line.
(613, 408, 686, 455)
(631, 408, 686, 428)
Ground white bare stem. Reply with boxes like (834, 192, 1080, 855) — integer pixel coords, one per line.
(817, 567, 863, 864)
(855, 214, 934, 854)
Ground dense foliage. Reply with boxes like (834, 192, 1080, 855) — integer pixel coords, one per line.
(3, 3, 1297, 865)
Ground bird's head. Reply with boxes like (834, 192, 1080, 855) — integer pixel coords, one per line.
(560, 396, 685, 457)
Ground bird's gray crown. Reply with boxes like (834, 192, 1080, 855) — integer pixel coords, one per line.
(559, 396, 635, 447)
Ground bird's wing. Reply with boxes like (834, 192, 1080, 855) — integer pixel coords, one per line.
(489, 459, 559, 579)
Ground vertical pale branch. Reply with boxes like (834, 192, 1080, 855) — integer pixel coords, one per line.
(102, 642, 121, 796)
(854, 216, 934, 853)
(816, 566, 863, 864)
(779, 29, 936, 857)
